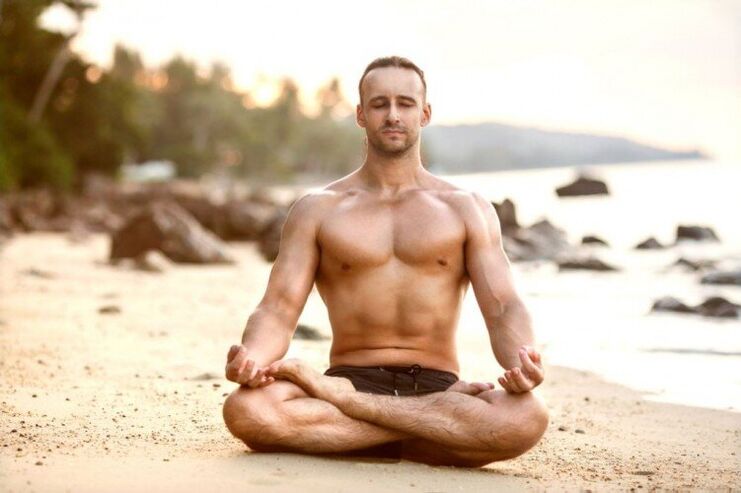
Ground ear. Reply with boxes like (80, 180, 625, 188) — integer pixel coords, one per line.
(356, 103, 367, 128)
(420, 102, 432, 127)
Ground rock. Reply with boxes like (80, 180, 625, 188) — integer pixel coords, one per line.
(557, 256, 619, 272)
(670, 257, 717, 271)
(225, 201, 279, 241)
(134, 250, 171, 273)
(188, 372, 220, 381)
(701, 270, 741, 286)
(98, 305, 121, 315)
(508, 219, 573, 261)
(171, 193, 228, 238)
(0, 199, 13, 235)
(293, 324, 330, 341)
(582, 235, 609, 246)
(257, 208, 289, 262)
(651, 296, 695, 314)
(676, 225, 720, 242)
(492, 199, 519, 234)
(22, 268, 55, 279)
(555, 176, 609, 197)
(695, 297, 739, 318)
(109, 202, 235, 264)
(635, 237, 665, 250)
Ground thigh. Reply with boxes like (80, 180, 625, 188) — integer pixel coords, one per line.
(399, 389, 546, 467)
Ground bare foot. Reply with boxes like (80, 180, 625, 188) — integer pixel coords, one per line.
(447, 380, 495, 397)
(266, 358, 355, 400)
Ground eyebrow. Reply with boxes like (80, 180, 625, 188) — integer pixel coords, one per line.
(368, 95, 418, 104)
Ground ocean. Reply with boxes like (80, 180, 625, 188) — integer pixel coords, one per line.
(444, 159, 741, 412)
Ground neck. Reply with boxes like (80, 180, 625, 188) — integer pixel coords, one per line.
(358, 140, 428, 194)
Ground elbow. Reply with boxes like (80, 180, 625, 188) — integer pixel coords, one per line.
(485, 297, 530, 328)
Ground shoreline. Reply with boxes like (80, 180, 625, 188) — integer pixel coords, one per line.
(1, 233, 739, 490)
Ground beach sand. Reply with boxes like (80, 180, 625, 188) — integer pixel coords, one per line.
(1, 233, 739, 491)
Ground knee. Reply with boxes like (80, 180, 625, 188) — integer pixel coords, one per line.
(222, 387, 281, 451)
(500, 392, 549, 459)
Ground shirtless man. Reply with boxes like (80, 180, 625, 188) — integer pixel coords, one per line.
(222, 56, 548, 467)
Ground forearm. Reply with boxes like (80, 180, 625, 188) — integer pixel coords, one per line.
(240, 307, 294, 367)
(488, 299, 535, 369)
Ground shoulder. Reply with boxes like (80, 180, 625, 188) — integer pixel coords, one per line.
(431, 182, 496, 221)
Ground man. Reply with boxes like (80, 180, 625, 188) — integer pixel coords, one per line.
(222, 56, 548, 467)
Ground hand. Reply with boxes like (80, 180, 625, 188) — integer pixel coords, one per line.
(224, 345, 275, 388)
(498, 346, 544, 394)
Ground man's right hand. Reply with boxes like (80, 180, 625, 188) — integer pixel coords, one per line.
(225, 345, 275, 388)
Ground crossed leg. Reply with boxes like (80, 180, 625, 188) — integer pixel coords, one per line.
(223, 359, 548, 467)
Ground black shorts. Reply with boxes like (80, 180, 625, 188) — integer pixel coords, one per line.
(323, 364, 458, 396)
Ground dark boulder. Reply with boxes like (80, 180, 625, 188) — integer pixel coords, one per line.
(492, 198, 519, 234)
(507, 219, 572, 262)
(556, 176, 609, 197)
(676, 225, 719, 242)
(670, 257, 718, 271)
(651, 296, 695, 314)
(293, 324, 330, 341)
(225, 200, 279, 241)
(109, 202, 235, 264)
(701, 270, 741, 286)
(582, 235, 609, 246)
(257, 208, 289, 262)
(635, 237, 665, 250)
(557, 256, 619, 272)
(695, 297, 739, 318)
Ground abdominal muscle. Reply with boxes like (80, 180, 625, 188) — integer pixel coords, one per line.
(320, 277, 465, 375)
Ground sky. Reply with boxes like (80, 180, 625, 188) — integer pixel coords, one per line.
(41, 0, 741, 161)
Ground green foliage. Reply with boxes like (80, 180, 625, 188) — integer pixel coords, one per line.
(0, 95, 74, 190)
(0, 0, 364, 190)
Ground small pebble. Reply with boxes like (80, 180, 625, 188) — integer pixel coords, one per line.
(575, 429, 585, 434)
(558, 426, 568, 431)
(35, 461, 43, 466)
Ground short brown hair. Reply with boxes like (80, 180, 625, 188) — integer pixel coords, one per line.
(358, 56, 427, 104)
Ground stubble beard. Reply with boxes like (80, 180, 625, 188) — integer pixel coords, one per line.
(366, 128, 418, 158)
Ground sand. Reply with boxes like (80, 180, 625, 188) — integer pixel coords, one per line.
(1, 233, 739, 492)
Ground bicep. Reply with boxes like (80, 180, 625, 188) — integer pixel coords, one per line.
(257, 194, 321, 323)
(464, 194, 520, 323)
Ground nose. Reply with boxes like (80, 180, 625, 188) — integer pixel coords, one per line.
(386, 103, 401, 123)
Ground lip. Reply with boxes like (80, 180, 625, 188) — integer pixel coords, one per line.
(382, 130, 405, 134)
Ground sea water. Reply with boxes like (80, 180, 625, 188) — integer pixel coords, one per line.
(445, 159, 741, 411)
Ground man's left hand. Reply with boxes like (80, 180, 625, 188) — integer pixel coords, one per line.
(498, 346, 544, 393)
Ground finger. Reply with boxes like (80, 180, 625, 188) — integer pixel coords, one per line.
(248, 367, 267, 388)
(510, 367, 533, 392)
(236, 359, 256, 385)
(499, 375, 515, 393)
(528, 347, 542, 364)
(519, 348, 544, 382)
(470, 382, 490, 393)
(227, 345, 241, 363)
(505, 370, 524, 393)
(225, 350, 246, 381)
(256, 376, 275, 388)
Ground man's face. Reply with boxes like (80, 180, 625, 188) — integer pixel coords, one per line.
(357, 67, 431, 156)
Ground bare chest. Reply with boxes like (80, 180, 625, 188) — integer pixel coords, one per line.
(317, 193, 466, 269)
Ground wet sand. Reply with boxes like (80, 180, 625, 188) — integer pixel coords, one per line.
(1, 233, 739, 491)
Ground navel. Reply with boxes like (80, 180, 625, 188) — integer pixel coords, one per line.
(437, 258, 448, 266)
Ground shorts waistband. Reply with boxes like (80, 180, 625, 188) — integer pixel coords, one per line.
(327, 364, 458, 379)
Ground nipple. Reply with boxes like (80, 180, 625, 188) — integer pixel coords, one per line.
(341, 262, 351, 271)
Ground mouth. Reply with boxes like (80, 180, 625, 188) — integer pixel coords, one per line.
(382, 129, 406, 135)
